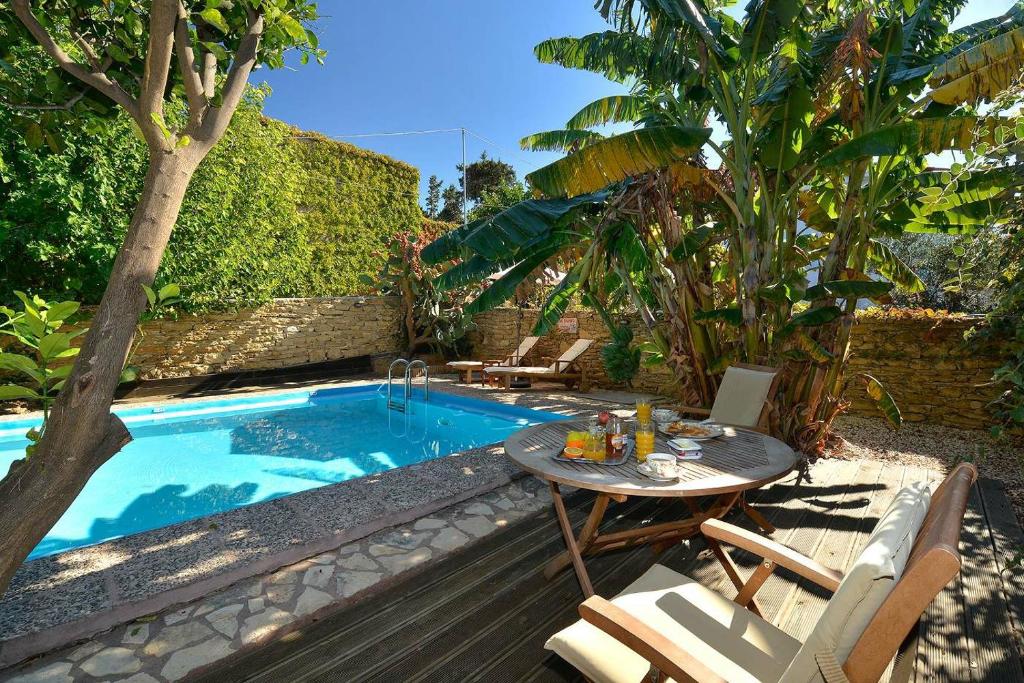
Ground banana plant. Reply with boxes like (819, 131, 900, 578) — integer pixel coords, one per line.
(422, 0, 1024, 452)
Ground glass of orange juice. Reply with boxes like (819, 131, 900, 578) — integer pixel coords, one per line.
(636, 399, 652, 424)
(635, 422, 655, 463)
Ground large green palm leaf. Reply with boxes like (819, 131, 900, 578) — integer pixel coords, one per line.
(818, 117, 997, 166)
(566, 95, 651, 130)
(525, 125, 711, 199)
(520, 129, 604, 152)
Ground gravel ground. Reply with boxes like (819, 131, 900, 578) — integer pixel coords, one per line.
(827, 414, 1024, 527)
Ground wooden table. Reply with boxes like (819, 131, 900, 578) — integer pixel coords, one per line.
(504, 419, 798, 597)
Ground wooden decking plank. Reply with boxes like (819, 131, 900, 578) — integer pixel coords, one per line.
(977, 477, 1024, 653)
(310, 496, 657, 682)
(957, 483, 1024, 681)
(376, 498, 684, 683)
(776, 459, 892, 641)
(915, 466, 973, 682)
(214, 490, 606, 683)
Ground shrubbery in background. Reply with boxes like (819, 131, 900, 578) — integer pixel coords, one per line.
(0, 93, 421, 310)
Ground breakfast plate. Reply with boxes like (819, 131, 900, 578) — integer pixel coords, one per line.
(658, 420, 725, 440)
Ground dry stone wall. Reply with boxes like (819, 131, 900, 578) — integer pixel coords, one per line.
(128, 297, 402, 379)
(468, 308, 1006, 430)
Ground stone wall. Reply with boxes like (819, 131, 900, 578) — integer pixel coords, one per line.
(468, 308, 1006, 430)
(129, 297, 402, 379)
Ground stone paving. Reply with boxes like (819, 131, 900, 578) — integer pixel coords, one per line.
(0, 477, 555, 682)
(0, 378, 620, 683)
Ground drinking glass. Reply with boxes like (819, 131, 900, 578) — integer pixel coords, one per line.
(636, 399, 652, 424)
(635, 422, 655, 463)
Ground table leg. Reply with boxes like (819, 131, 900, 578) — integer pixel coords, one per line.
(739, 494, 776, 534)
(548, 482, 595, 597)
(544, 493, 610, 582)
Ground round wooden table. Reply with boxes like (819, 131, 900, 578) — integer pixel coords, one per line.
(504, 418, 798, 596)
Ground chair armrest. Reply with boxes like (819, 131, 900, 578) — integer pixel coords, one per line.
(677, 405, 712, 418)
(701, 519, 843, 592)
(579, 597, 728, 683)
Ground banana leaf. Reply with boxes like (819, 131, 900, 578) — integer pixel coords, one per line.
(861, 373, 902, 427)
(670, 223, 719, 260)
(421, 190, 610, 264)
(741, 0, 803, 60)
(805, 280, 894, 300)
(818, 117, 993, 166)
(520, 129, 604, 152)
(534, 31, 652, 83)
(464, 246, 561, 315)
(929, 28, 1024, 105)
(866, 240, 926, 293)
(566, 95, 649, 129)
(526, 126, 711, 199)
(694, 307, 742, 326)
(533, 261, 584, 335)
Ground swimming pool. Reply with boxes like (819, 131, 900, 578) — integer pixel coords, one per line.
(0, 385, 561, 560)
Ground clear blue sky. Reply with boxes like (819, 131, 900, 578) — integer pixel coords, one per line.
(258, 0, 1014, 210)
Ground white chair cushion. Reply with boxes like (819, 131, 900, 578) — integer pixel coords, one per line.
(546, 564, 801, 683)
(710, 366, 778, 427)
(483, 366, 551, 376)
(779, 481, 933, 683)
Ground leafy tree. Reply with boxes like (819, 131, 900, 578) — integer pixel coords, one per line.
(437, 182, 464, 223)
(424, 174, 443, 219)
(0, 0, 321, 596)
(458, 152, 517, 203)
(468, 181, 530, 222)
(423, 0, 1024, 453)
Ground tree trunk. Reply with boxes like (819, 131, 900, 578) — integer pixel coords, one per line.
(0, 150, 200, 595)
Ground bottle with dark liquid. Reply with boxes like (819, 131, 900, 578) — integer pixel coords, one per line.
(606, 415, 626, 459)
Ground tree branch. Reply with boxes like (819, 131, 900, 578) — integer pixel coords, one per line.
(0, 90, 87, 111)
(174, 2, 206, 123)
(194, 23, 218, 97)
(138, 0, 177, 121)
(11, 0, 139, 118)
(197, 10, 263, 144)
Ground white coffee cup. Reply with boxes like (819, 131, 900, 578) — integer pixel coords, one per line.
(645, 452, 677, 478)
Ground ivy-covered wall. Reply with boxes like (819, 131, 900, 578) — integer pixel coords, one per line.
(0, 101, 421, 309)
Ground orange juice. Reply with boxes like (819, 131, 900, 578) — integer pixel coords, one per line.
(635, 422, 655, 463)
(585, 427, 605, 461)
(636, 400, 652, 424)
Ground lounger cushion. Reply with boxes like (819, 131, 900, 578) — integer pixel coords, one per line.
(710, 366, 777, 427)
(779, 481, 933, 683)
(484, 366, 552, 376)
(546, 564, 801, 683)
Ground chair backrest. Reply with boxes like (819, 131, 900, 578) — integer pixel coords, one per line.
(778, 463, 977, 683)
(709, 363, 781, 428)
(843, 462, 977, 683)
(503, 336, 540, 367)
(547, 339, 595, 371)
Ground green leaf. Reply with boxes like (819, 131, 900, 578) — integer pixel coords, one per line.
(565, 95, 649, 129)
(806, 280, 894, 300)
(795, 332, 834, 363)
(158, 283, 181, 302)
(520, 129, 605, 153)
(866, 241, 926, 293)
(45, 301, 80, 322)
(789, 305, 843, 327)
(37, 333, 70, 361)
(533, 261, 584, 336)
(0, 385, 40, 401)
(818, 117, 993, 165)
(693, 307, 743, 326)
(670, 224, 718, 261)
(525, 126, 711, 199)
(0, 353, 39, 375)
(861, 373, 902, 427)
(141, 284, 157, 308)
(149, 112, 172, 141)
(120, 365, 140, 384)
(280, 15, 309, 43)
(464, 246, 560, 315)
(199, 8, 229, 33)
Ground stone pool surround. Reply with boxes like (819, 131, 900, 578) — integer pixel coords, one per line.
(0, 379, 610, 679)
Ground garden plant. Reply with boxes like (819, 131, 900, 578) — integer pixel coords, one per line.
(424, 0, 1024, 453)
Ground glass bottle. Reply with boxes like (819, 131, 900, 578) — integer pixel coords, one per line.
(606, 415, 626, 459)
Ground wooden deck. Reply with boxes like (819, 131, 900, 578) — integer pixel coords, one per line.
(195, 458, 1024, 682)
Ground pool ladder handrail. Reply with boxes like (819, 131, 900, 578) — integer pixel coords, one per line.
(387, 358, 430, 412)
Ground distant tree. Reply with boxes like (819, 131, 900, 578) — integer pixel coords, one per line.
(424, 174, 443, 219)
(469, 181, 530, 222)
(458, 152, 517, 204)
(437, 183, 464, 223)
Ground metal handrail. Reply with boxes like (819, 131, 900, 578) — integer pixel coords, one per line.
(387, 358, 430, 412)
(407, 359, 429, 403)
(387, 358, 410, 411)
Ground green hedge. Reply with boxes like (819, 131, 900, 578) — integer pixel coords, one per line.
(0, 101, 421, 309)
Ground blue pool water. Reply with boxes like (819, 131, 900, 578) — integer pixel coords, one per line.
(0, 385, 561, 560)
